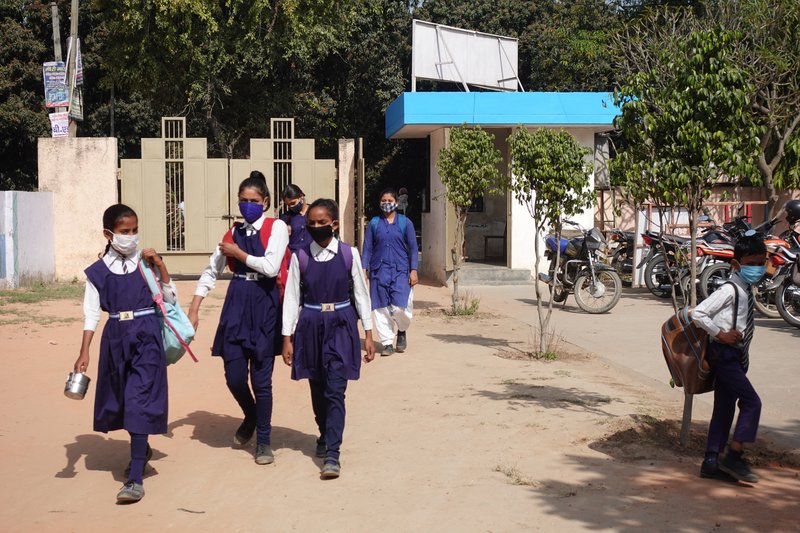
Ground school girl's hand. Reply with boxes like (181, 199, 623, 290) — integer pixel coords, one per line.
(409, 270, 418, 287)
(188, 310, 199, 332)
(363, 331, 376, 362)
(281, 336, 293, 366)
(141, 248, 163, 267)
(74, 352, 90, 373)
(219, 242, 241, 258)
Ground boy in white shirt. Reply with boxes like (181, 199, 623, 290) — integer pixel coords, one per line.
(693, 234, 767, 483)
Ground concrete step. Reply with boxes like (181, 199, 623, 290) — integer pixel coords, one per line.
(455, 264, 533, 286)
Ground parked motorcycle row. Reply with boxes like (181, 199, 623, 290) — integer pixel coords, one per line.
(540, 200, 800, 328)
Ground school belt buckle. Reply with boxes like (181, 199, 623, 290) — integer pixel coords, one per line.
(321, 303, 335, 312)
(118, 311, 134, 321)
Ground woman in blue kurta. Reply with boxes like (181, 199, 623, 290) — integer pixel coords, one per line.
(280, 184, 311, 253)
(74, 204, 176, 504)
(361, 188, 419, 356)
(281, 198, 375, 479)
(188, 172, 289, 466)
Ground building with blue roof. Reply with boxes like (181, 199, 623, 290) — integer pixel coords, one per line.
(384, 91, 620, 285)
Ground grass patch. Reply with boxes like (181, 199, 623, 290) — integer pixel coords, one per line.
(0, 281, 83, 304)
(446, 289, 480, 316)
(493, 464, 540, 487)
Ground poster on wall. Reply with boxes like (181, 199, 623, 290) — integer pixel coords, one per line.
(42, 62, 69, 108)
(69, 87, 83, 121)
(75, 39, 84, 87)
(49, 112, 69, 137)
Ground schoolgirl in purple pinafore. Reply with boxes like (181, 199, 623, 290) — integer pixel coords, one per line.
(292, 247, 362, 381)
(281, 210, 311, 254)
(212, 222, 281, 447)
(85, 261, 168, 435)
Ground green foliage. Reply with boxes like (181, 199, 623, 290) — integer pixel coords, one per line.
(0, 4, 50, 190)
(508, 127, 594, 227)
(437, 125, 504, 212)
(0, 280, 84, 304)
(612, 29, 759, 208)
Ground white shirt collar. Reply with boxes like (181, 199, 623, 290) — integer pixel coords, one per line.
(310, 237, 339, 256)
(242, 213, 267, 232)
(103, 246, 139, 270)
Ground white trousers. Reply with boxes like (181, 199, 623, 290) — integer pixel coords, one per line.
(373, 290, 413, 345)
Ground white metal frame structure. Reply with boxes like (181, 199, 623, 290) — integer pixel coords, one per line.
(411, 19, 523, 92)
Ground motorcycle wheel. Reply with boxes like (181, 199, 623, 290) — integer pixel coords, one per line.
(753, 285, 780, 319)
(698, 262, 731, 300)
(573, 270, 622, 314)
(776, 282, 800, 329)
(611, 248, 633, 288)
(644, 255, 673, 299)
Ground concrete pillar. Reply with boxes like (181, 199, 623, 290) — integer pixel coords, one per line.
(38, 137, 118, 281)
(0, 191, 56, 288)
(338, 139, 356, 246)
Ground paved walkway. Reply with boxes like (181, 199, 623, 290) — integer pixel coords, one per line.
(475, 284, 800, 451)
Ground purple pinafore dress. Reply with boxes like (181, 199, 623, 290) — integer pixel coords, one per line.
(281, 212, 311, 253)
(85, 259, 168, 435)
(212, 225, 281, 361)
(292, 246, 361, 381)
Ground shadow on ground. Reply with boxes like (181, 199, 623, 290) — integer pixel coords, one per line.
(498, 414, 800, 531)
(56, 434, 166, 483)
(167, 410, 317, 458)
(476, 381, 618, 417)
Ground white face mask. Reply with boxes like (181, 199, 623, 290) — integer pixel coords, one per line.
(111, 233, 139, 256)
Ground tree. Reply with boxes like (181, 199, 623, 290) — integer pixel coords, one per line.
(613, 3, 800, 214)
(0, 2, 52, 190)
(613, 27, 759, 308)
(436, 125, 504, 312)
(508, 127, 593, 355)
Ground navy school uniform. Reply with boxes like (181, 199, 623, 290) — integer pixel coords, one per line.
(361, 215, 418, 310)
(212, 224, 281, 445)
(85, 260, 168, 435)
(285, 239, 371, 462)
(281, 211, 311, 254)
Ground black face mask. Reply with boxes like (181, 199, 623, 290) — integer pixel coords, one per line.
(306, 224, 334, 244)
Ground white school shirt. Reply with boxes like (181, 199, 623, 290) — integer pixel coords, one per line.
(194, 215, 289, 298)
(692, 272, 751, 340)
(281, 238, 373, 336)
(83, 248, 177, 331)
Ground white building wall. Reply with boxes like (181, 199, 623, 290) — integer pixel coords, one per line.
(0, 191, 55, 288)
(510, 127, 598, 274)
(421, 128, 449, 285)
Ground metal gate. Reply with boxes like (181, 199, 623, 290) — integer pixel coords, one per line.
(121, 117, 336, 274)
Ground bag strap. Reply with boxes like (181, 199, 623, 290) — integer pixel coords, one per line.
(339, 242, 353, 270)
(137, 255, 198, 363)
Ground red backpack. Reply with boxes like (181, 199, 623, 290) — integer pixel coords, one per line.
(221, 219, 291, 301)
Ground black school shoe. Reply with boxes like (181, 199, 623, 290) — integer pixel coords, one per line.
(396, 331, 407, 353)
(718, 452, 759, 483)
(699, 460, 736, 481)
(381, 344, 394, 357)
(234, 418, 257, 446)
(124, 444, 153, 478)
(315, 438, 326, 458)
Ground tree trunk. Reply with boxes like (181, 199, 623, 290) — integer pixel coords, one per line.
(689, 207, 698, 308)
(533, 224, 546, 355)
(451, 211, 466, 312)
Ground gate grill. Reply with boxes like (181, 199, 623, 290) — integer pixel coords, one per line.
(272, 118, 293, 203)
(163, 117, 186, 251)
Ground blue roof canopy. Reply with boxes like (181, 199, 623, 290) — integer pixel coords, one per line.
(385, 92, 620, 139)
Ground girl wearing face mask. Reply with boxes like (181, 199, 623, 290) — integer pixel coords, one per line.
(361, 188, 419, 356)
(188, 172, 289, 466)
(281, 198, 375, 479)
(280, 184, 311, 253)
(73, 204, 177, 503)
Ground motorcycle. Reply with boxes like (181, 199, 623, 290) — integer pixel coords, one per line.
(769, 247, 800, 328)
(541, 221, 622, 314)
(607, 229, 634, 288)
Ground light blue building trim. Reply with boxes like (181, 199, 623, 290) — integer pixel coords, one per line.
(385, 92, 620, 139)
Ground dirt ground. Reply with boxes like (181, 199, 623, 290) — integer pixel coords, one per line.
(0, 281, 798, 532)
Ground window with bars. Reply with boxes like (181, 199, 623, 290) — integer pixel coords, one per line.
(163, 118, 186, 251)
(272, 118, 294, 204)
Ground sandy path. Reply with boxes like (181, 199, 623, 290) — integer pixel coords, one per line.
(0, 281, 797, 532)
